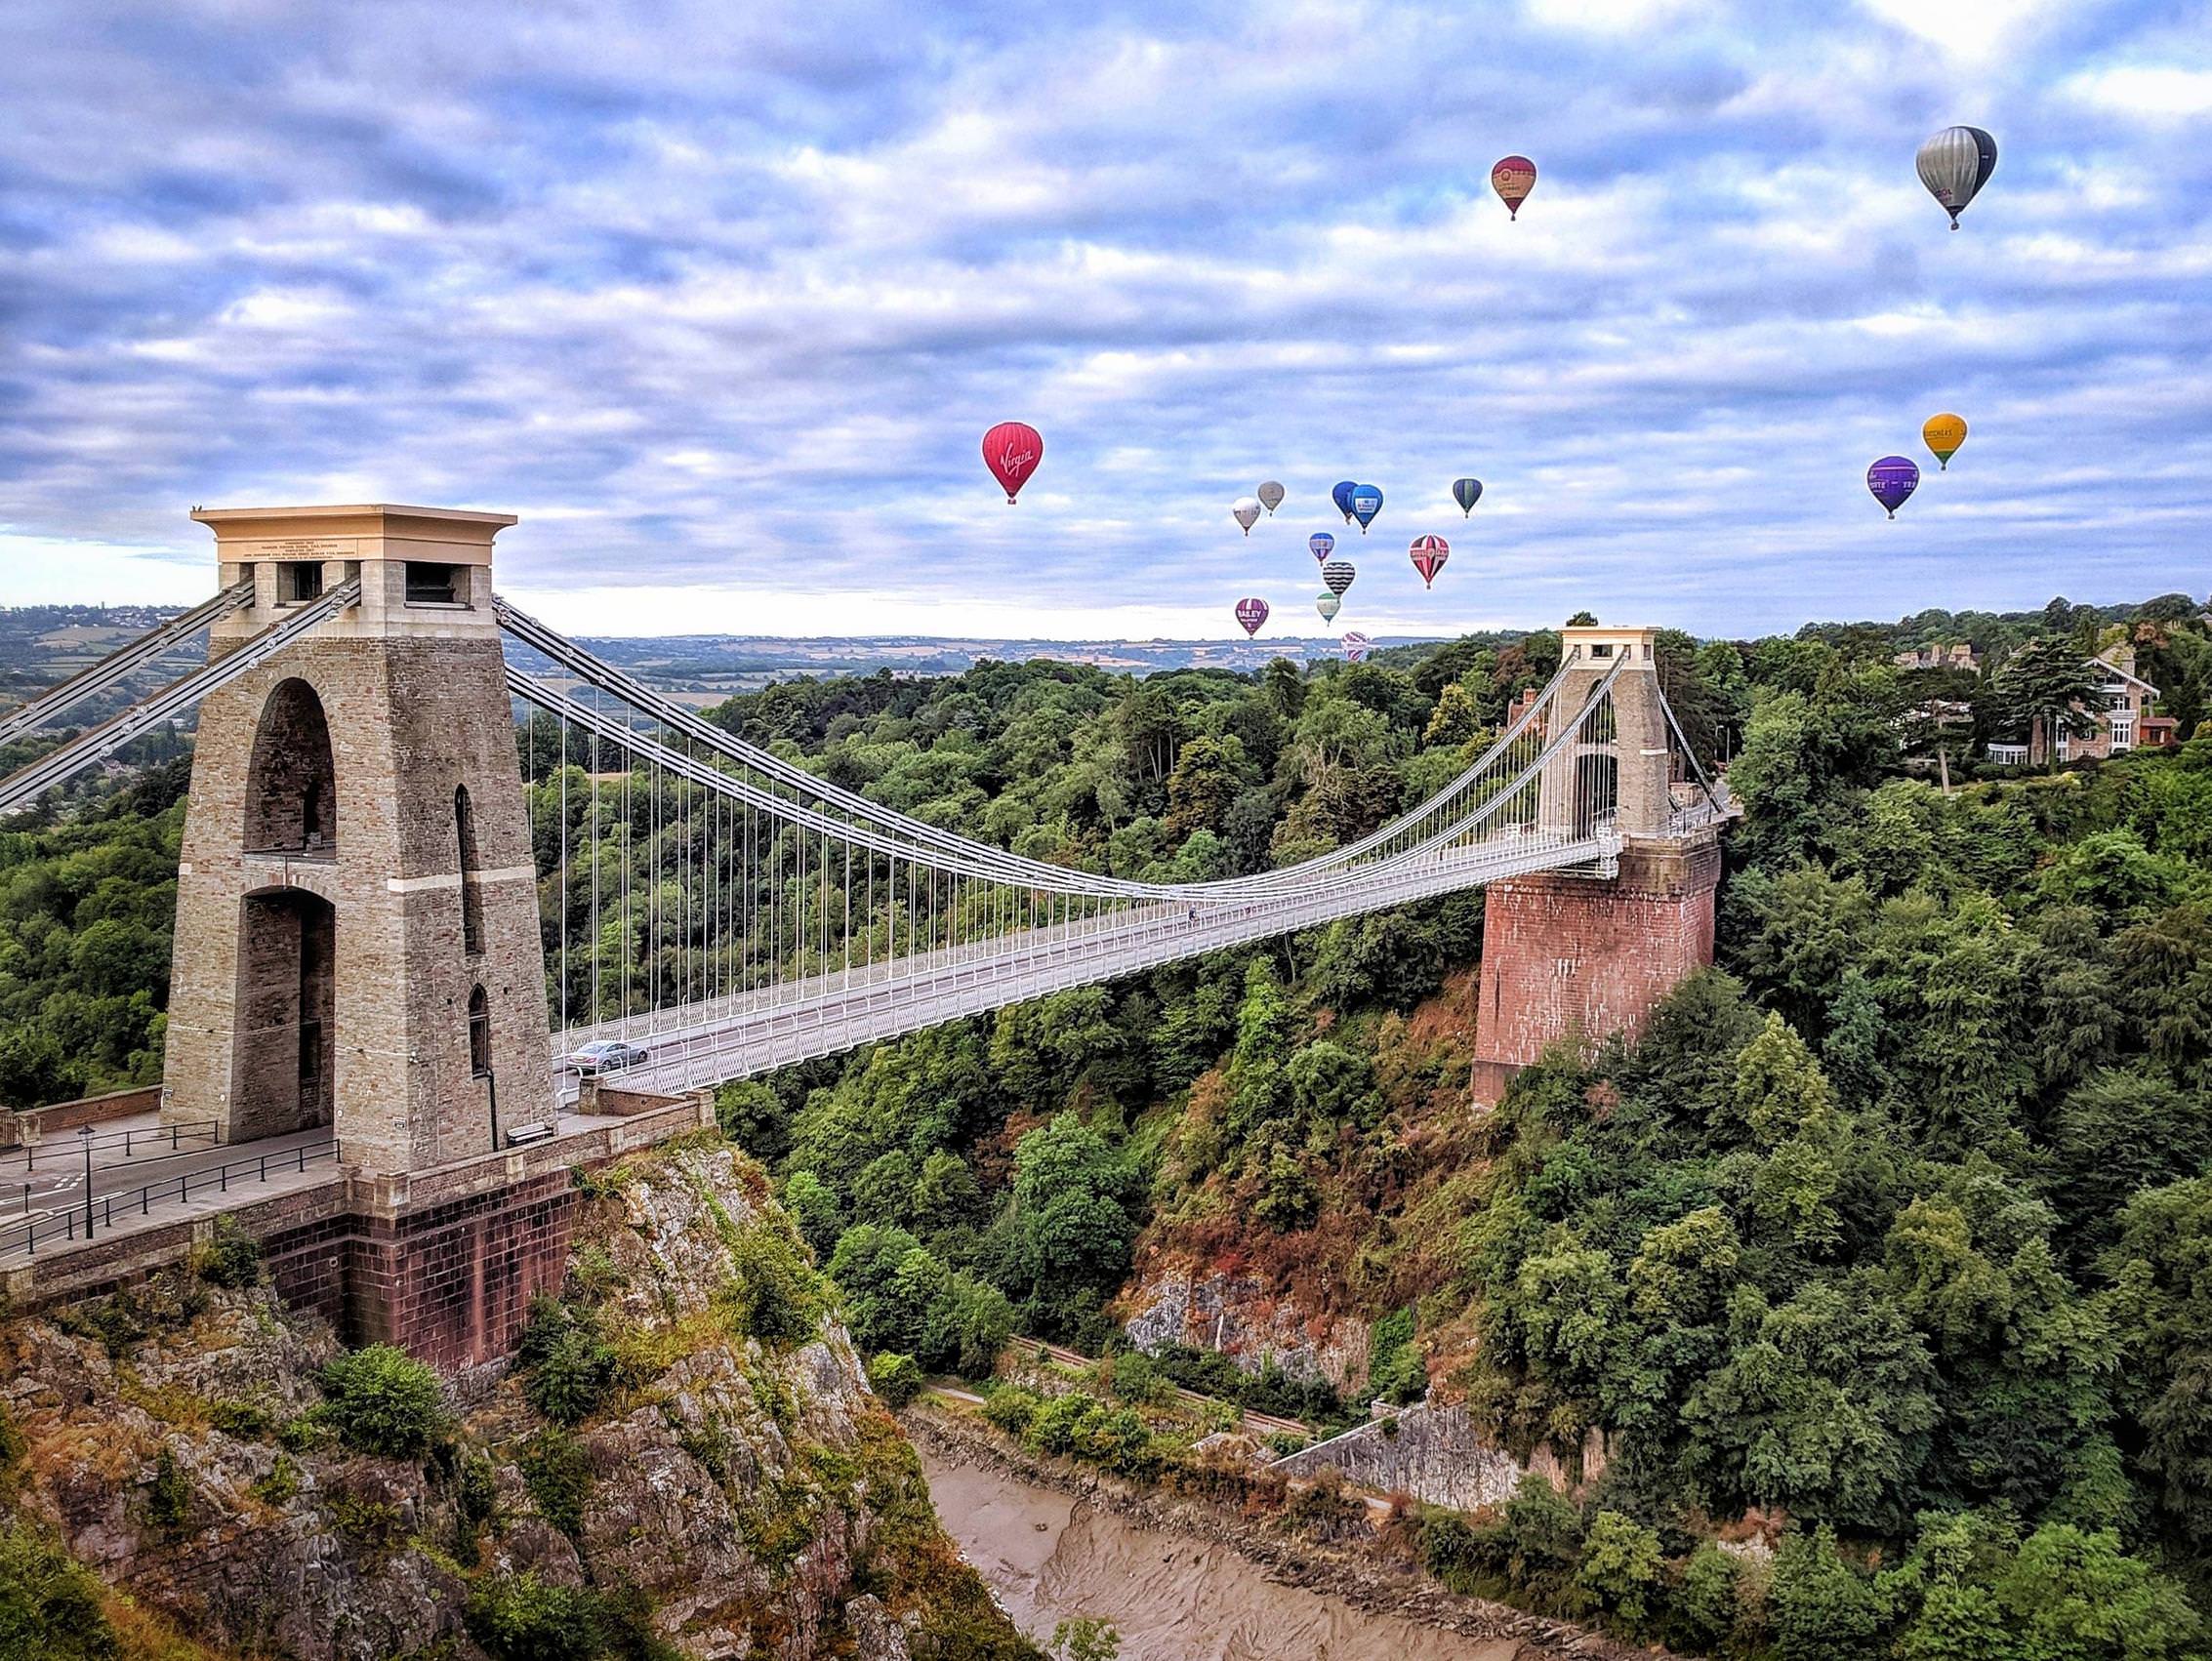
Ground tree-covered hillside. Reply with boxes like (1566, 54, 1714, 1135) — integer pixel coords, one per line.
(6, 595, 2212, 1656)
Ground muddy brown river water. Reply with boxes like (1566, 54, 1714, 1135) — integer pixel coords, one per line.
(921, 1445, 1522, 1661)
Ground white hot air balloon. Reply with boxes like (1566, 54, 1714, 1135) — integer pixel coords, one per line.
(1256, 480, 1285, 514)
(1315, 591, 1341, 624)
(1915, 126, 1997, 229)
(1232, 497, 1262, 535)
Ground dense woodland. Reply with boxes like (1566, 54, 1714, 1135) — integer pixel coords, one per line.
(4, 595, 2212, 1657)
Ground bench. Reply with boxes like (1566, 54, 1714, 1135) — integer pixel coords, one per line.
(503, 1121, 556, 1148)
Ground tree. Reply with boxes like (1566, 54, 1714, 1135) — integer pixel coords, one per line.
(1577, 1510, 1664, 1628)
(1992, 637, 2102, 770)
(1771, 1525, 1889, 1661)
(1003, 1115, 1134, 1324)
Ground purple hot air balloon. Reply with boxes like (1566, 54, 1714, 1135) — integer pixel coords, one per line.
(1867, 456, 1920, 518)
(1234, 596, 1270, 636)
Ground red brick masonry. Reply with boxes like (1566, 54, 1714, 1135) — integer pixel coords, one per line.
(1471, 837, 1722, 1106)
(4, 1093, 712, 1372)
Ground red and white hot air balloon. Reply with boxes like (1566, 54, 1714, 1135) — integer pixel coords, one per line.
(1234, 597, 1269, 636)
(1409, 534, 1450, 588)
(1492, 155, 1536, 221)
(1341, 631, 1372, 663)
(981, 422, 1044, 503)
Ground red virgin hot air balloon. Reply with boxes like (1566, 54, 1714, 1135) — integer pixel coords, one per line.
(1409, 534, 1449, 588)
(1492, 155, 1536, 221)
(981, 422, 1044, 503)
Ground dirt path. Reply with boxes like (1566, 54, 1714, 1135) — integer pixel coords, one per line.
(920, 1440, 1526, 1661)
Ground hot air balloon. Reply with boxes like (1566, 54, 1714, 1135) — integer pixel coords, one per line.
(1492, 156, 1536, 221)
(1321, 558, 1357, 597)
(1257, 481, 1285, 514)
(1867, 457, 1920, 518)
(1916, 126, 1997, 229)
(1331, 481, 1359, 523)
(1923, 413, 1968, 470)
(1410, 535, 1450, 588)
(1232, 497, 1262, 535)
(1341, 631, 1372, 664)
(1315, 591, 1341, 624)
(1453, 477, 1483, 516)
(1234, 597, 1269, 636)
(1308, 531, 1335, 565)
(981, 422, 1044, 503)
(1350, 485, 1382, 533)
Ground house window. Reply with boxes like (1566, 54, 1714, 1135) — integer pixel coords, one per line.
(405, 561, 462, 605)
(2110, 716, 2136, 750)
(468, 985, 492, 1077)
(278, 562, 325, 604)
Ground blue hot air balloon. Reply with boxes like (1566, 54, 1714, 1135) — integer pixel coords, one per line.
(1350, 484, 1383, 533)
(1453, 477, 1483, 516)
(1331, 481, 1358, 523)
(1308, 532, 1334, 564)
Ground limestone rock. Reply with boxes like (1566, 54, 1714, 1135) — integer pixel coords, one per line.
(0, 1138, 1031, 1661)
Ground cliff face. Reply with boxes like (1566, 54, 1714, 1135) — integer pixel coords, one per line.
(0, 1136, 1032, 1661)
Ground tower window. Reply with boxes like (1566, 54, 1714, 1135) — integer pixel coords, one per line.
(468, 985, 492, 1077)
(279, 563, 325, 604)
(405, 562, 462, 605)
(455, 785, 484, 954)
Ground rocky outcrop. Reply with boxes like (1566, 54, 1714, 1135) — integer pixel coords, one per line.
(0, 1137, 1034, 1661)
(907, 1406, 1674, 1661)
(1122, 1266, 1366, 1390)
(1271, 1405, 1607, 1512)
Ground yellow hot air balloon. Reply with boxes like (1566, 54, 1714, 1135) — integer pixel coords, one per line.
(1923, 413, 1968, 470)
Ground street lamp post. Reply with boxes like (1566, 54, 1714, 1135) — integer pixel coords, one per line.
(78, 1125, 94, 1239)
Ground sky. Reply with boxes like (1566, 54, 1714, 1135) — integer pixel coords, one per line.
(3, 0, 2209, 643)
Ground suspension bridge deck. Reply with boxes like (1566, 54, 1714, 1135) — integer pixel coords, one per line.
(552, 827, 1620, 1103)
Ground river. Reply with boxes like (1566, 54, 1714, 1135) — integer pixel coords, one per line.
(919, 1443, 1523, 1661)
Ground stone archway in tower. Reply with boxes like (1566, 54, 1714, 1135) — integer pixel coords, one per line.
(230, 887, 336, 1139)
(244, 677, 337, 854)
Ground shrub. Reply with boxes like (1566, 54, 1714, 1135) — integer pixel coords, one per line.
(868, 1352, 924, 1408)
(191, 1215, 264, 1289)
(519, 1428, 593, 1536)
(0, 1521, 118, 1661)
(722, 1225, 823, 1347)
(207, 1398, 272, 1438)
(1109, 1350, 1171, 1405)
(1026, 1391, 1099, 1458)
(521, 1318, 619, 1427)
(464, 1572, 606, 1661)
(981, 1386, 1041, 1438)
(457, 1451, 499, 1526)
(1577, 1509, 1664, 1630)
(143, 1447, 190, 1532)
(317, 1345, 446, 1458)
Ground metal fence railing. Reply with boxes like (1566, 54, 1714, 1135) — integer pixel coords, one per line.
(0, 1137, 343, 1261)
(9, 1119, 221, 1173)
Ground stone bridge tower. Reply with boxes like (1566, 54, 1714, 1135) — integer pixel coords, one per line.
(1470, 624, 1725, 1103)
(163, 506, 555, 1173)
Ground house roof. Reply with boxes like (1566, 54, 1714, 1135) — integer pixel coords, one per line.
(2093, 648, 2160, 696)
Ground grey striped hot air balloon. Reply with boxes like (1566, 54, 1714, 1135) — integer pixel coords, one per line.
(1915, 126, 1997, 229)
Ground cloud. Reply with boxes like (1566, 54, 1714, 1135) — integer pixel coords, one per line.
(0, 0, 2206, 641)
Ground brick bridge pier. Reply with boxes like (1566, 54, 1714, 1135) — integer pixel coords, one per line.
(1470, 626, 1726, 1103)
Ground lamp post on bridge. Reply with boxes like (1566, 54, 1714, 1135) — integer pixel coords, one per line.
(78, 1124, 94, 1240)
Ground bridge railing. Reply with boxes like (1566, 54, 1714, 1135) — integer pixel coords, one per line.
(0, 1137, 343, 1261)
(8, 1118, 222, 1173)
